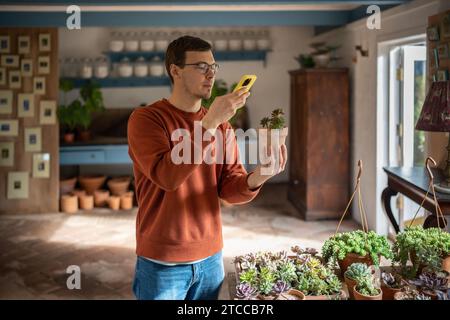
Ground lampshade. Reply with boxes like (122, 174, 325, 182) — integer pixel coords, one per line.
(416, 81, 450, 132)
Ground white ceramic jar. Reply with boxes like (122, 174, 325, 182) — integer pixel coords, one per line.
(256, 29, 271, 50)
(243, 30, 257, 51)
(228, 31, 242, 51)
(134, 57, 148, 77)
(94, 57, 109, 78)
(140, 31, 155, 51)
(118, 57, 133, 77)
(109, 31, 124, 52)
(80, 58, 93, 79)
(214, 31, 228, 51)
(155, 31, 169, 52)
(149, 56, 164, 77)
(125, 32, 139, 52)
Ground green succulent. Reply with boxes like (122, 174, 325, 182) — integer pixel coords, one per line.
(393, 226, 450, 278)
(258, 267, 276, 295)
(276, 260, 297, 283)
(322, 230, 393, 268)
(355, 275, 380, 296)
(239, 268, 258, 286)
(344, 262, 372, 280)
(260, 109, 286, 129)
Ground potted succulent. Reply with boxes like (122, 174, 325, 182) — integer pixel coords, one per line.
(344, 263, 373, 300)
(394, 286, 431, 300)
(309, 42, 341, 68)
(322, 230, 393, 275)
(58, 79, 77, 143)
(259, 109, 288, 173)
(393, 226, 450, 278)
(294, 54, 315, 69)
(380, 271, 404, 300)
(77, 80, 105, 141)
(352, 274, 383, 300)
(235, 283, 258, 300)
(408, 271, 449, 300)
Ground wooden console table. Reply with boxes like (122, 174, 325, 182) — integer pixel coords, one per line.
(382, 167, 450, 233)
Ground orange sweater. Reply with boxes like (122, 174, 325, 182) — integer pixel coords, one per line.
(127, 99, 261, 262)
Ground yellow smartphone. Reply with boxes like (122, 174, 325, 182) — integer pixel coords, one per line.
(232, 74, 257, 93)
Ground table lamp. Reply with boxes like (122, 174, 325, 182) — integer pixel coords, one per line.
(415, 80, 450, 193)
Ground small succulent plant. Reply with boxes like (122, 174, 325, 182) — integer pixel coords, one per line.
(355, 275, 381, 296)
(344, 263, 372, 280)
(395, 286, 431, 300)
(258, 267, 277, 295)
(408, 272, 448, 299)
(291, 246, 318, 257)
(260, 108, 286, 129)
(381, 272, 403, 289)
(272, 280, 290, 294)
(235, 283, 258, 300)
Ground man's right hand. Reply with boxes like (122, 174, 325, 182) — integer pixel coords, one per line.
(202, 88, 250, 131)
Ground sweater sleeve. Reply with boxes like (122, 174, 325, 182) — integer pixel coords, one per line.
(127, 109, 213, 192)
(218, 123, 262, 204)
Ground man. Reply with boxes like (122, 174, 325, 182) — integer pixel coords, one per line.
(128, 36, 287, 300)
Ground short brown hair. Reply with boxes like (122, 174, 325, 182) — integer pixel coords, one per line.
(165, 36, 212, 83)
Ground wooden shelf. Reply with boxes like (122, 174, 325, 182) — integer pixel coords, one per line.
(62, 76, 171, 88)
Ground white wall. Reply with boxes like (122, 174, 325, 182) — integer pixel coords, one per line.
(311, 0, 445, 233)
(58, 26, 314, 182)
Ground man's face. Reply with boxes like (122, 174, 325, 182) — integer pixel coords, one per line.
(177, 50, 216, 100)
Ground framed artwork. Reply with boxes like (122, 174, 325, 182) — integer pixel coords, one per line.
(33, 153, 50, 178)
(24, 127, 42, 152)
(18, 93, 35, 117)
(0, 67, 5, 85)
(0, 90, 13, 114)
(21, 59, 33, 77)
(39, 33, 51, 52)
(0, 142, 14, 167)
(1, 55, 19, 68)
(0, 120, 18, 136)
(437, 43, 449, 59)
(7, 172, 29, 199)
(441, 14, 450, 39)
(9, 70, 21, 89)
(40, 100, 56, 124)
(18, 35, 30, 54)
(37, 56, 50, 75)
(434, 48, 440, 68)
(427, 26, 440, 41)
(436, 69, 449, 82)
(0, 35, 10, 53)
(34, 77, 46, 95)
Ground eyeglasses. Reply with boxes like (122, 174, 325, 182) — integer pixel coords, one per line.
(182, 62, 220, 75)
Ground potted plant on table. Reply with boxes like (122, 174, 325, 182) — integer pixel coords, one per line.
(380, 271, 404, 300)
(394, 286, 431, 300)
(353, 274, 383, 300)
(77, 80, 105, 141)
(344, 262, 373, 300)
(322, 230, 393, 275)
(58, 79, 78, 144)
(408, 271, 449, 300)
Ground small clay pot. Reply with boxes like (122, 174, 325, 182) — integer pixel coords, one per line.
(442, 255, 450, 274)
(71, 189, 86, 198)
(60, 194, 78, 213)
(353, 285, 382, 300)
(78, 130, 91, 142)
(79, 175, 106, 195)
(79, 194, 94, 210)
(276, 289, 305, 300)
(344, 275, 358, 300)
(120, 191, 134, 210)
(304, 290, 347, 300)
(108, 196, 120, 210)
(338, 253, 374, 276)
(107, 176, 131, 196)
(94, 189, 110, 207)
(381, 284, 402, 300)
(63, 132, 75, 144)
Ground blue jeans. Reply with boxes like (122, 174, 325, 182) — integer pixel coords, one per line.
(132, 251, 225, 300)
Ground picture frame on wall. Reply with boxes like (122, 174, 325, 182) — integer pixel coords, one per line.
(0, 142, 14, 167)
(0, 120, 19, 136)
(24, 127, 42, 152)
(9, 70, 21, 89)
(427, 25, 440, 41)
(7, 171, 29, 199)
(18, 93, 35, 118)
(21, 59, 33, 77)
(1, 55, 19, 68)
(0, 90, 13, 114)
(437, 43, 449, 59)
(34, 77, 46, 95)
(37, 56, 50, 75)
(436, 69, 449, 82)
(0, 67, 5, 85)
(441, 14, 450, 39)
(18, 35, 31, 54)
(40, 100, 56, 124)
(0, 35, 10, 53)
(33, 153, 50, 178)
(39, 33, 51, 52)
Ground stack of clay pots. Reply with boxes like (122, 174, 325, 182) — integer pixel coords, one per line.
(107, 176, 134, 210)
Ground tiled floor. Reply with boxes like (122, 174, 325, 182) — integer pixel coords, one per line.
(0, 184, 358, 299)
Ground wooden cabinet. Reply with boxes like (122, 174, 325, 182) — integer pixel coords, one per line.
(287, 69, 350, 220)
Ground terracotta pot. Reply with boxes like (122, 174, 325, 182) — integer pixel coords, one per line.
(63, 132, 75, 144)
(258, 127, 289, 174)
(338, 253, 374, 275)
(60, 177, 77, 195)
(344, 275, 358, 300)
(79, 194, 94, 210)
(107, 176, 131, 196)
(304, 290, 347, 300)
(108, 196, 120, 210)
(381, 284, 402, 300)
(258, 127, 289, 149)
(353, 285, 382, 300)
(78, 130, 91, 142)
(276, 289, 305, 300)
(79, 175, 106, 195)
(120, 191, 134, 210)
(60, 195, 78, 213)
(423, 290, 438, 300)
(442, 255, 450, 274)
(71, 189, 86, 198)
(94, 189, 110, 207)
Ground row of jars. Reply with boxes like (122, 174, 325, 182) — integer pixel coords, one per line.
(60, 56, 166, 79)
(109, 30, 271, 53)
